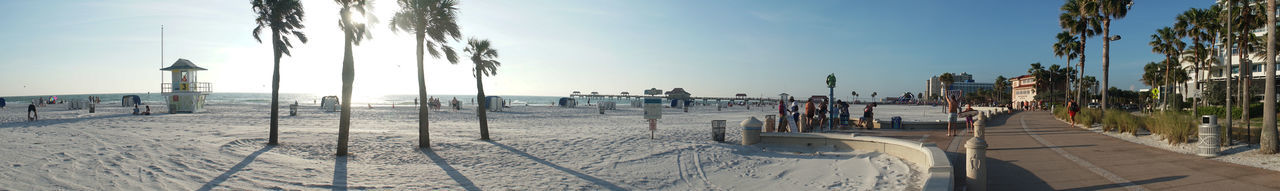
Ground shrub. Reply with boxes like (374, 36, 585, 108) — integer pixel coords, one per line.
(1102, 109, 1143, 135)
(1144, 112, 1196, 144)
(1078, 108, 1102, 127)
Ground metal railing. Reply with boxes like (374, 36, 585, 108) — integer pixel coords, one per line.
(161, 82, 212, 94)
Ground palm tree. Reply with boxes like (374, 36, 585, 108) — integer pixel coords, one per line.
(871, 92, 878, 102)
(1150, 26, 1184, 110)
(851, 91, 859, 102)
(1176, 7, 1212, 116)
(335, 0, 374, 156)
(995, 75, 1009, 104)
(252, 0, 308, 145)
(1061, 0, 1100, 105)
(465, 38, 501, 141)
(390, 0, 461, 148)
(1099, 0, 1133, 116)
(1261, 0, 1276, 154)
(1053, 31, 1079, 103)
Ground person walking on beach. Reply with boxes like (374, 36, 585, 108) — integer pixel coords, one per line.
(778, 99, 789, 133)
(804, 100, 815, 132)
(863, 103, 876, 129)
(27, 103, 37, 121)
(839, 101, 850, 128)
(817, 100, 828, 132)
(946, 94, 959, 136)
(789, 97, 800, 133)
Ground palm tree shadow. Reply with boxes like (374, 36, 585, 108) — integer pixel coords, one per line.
(332, 155, 348, 191)
(487, 141, 625, 191)
(197, 145, 274, 191)
(418, 148, 480, 191)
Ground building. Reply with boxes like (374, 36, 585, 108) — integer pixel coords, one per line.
(925, 72, 995, 101)
(1178, 4, 1280, 100)
(160, 58, 212, 113)
(1010, 75, 1037, 107)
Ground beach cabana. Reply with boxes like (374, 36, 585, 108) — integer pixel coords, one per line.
(320, 96, 340, 112)
(485, 96, 504, 112)
(160, 58, 212, 113)
(558, 97, 577, 108)
(122, 95, 141, 107)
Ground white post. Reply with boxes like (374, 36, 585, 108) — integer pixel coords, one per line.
(966, 117, 988, 191)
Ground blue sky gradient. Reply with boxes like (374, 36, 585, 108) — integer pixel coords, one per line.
(0, 0, 1214, 100)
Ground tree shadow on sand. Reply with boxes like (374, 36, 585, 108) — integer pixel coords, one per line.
(488, 141, 625, 191)
(418, 148, 480, 191)
(197, 145, 274, 191)
(332, 155, 348, 191)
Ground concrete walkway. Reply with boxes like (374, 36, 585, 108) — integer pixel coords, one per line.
(977, 111, 1280, 191)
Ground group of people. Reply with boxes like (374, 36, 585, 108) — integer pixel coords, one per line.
(773, 96, 872, 133)
(133, 105, 152, 115)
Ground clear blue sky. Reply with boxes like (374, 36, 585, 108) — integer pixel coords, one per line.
(0, 0, 1214, 99)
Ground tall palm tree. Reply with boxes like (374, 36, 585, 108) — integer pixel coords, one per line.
(1061, 0, 1100, 105)
(995, 75, 1009, 104)
(1099, 0, 1133, 117)
(1229, 0, 1264, 134)
(1261, 0, 1276, 154)
(1176, 7, 1213, 116)
(390, 0, 461, 148)
(465, 38, 501, 141)
(1150, 26, 1185, 110)
(1053, 31, 1080, 103)
(252, 0, 308, 145)
(335, 0, 374, 156)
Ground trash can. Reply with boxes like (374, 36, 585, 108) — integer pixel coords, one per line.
(1198, 115, 1220, 157)
(712, 120, 727, 142)
(891, 116, 902, 129)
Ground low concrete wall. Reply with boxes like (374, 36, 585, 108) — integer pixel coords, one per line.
(759, 133, 953, 191)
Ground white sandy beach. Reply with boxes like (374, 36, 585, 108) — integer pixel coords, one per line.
(0, 102, 923, 190)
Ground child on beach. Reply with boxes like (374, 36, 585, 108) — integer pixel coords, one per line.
(964, 105, 975, 132)
(863, 103, 876, 129)
(817, 101, 827, 131)
(27, 104, 37, 121)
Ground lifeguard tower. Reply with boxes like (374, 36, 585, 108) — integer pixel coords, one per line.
(160, 58, 212, 113)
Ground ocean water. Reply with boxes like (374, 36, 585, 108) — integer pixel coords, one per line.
(0, 92, 572, 108)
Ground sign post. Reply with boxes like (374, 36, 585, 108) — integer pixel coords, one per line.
(644, 88, 663, 139)
(826, 73, 836, 131)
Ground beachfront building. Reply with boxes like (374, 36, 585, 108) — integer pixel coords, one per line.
(925, 72, 994, 101)
(1010, 75, 1037, 108)
(1177, 4, 1280, 101)
(161, 58, 211, 113)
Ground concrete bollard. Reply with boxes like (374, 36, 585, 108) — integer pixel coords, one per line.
(966, 136, 988, 191)
(741, 117, 762, 145)
(765, 115, 777, 132)
(974, 117, 986, 139)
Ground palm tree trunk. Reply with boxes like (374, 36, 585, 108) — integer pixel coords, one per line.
(1241, 37, 1250, 137)
(1262, 0, 1277, 154)
(337, 31, 355, 156)
(269, 32, 281, 145)
(476, 71, 490, 140)
(1078, 36, 1087, 106)
(1164, 59, 1171, 111)
(1103, 18, 1111, 118)
(416, 33, 430, 148)
(1225, 9, 1234, 145)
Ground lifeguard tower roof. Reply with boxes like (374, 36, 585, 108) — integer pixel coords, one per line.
(160, 59, 207, 71)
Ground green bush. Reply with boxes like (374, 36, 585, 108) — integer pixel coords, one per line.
(1102, 109, 1143, 135)
(1144, 112, 1196, 144)
(1078, 108, 1102, 127)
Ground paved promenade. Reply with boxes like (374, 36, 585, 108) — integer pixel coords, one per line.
(975, 111, 1280, 191)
